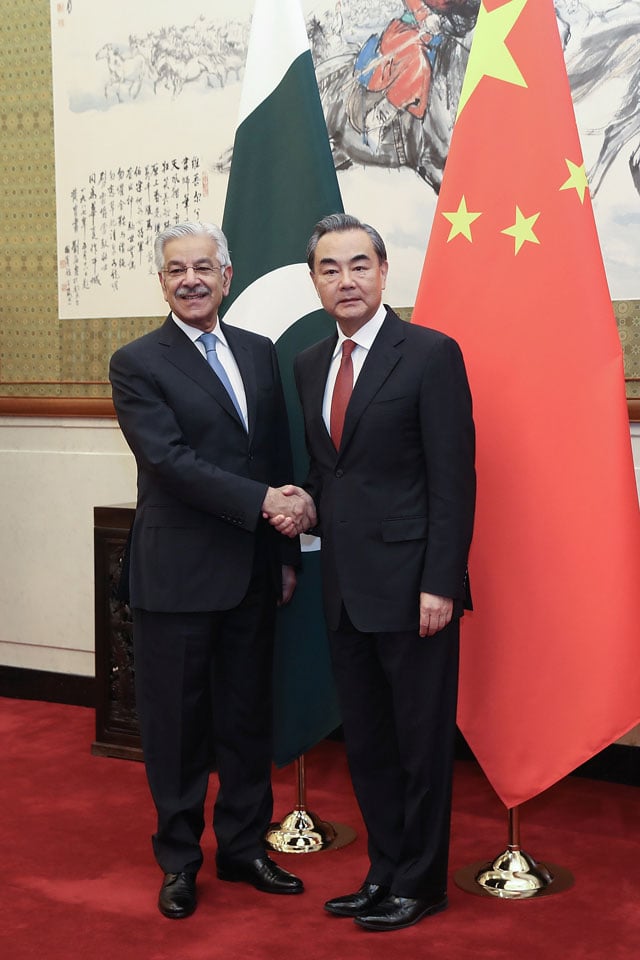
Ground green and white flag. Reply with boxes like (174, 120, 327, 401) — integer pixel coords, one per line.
(221, 0, 343, 766)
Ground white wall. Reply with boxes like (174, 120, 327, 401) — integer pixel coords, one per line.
(0, 417, 137, 676)
(0, 417, 638, 679)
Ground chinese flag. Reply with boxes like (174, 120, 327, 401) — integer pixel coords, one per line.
(414, 0, 640, 809)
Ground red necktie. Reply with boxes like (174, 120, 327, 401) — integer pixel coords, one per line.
(330, 339, 356, 449)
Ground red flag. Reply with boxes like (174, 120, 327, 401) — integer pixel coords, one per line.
(414, 0, 640, 809)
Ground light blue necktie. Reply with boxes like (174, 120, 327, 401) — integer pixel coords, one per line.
(199, 332, 247, 429)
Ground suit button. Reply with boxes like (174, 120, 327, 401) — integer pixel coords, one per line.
(335, 468, 344, 478)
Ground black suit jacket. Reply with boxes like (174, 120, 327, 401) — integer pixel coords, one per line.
(110, 315, 298, 612)
(294, 307, 475, 633)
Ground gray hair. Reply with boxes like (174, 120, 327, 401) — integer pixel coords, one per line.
(306, 213, 387, 270)
(154, 222, 232, 271)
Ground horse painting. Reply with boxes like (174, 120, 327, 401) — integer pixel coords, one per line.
(312, 1, 479, 195)
(95, 43, 147, 102)
(567, 17, 640, 198)
(316, 32, 472, 194)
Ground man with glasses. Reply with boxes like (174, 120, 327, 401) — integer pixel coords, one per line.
(110, 222, 314, 920)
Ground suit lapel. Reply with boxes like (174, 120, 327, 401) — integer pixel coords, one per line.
(222, 321, 256, 437)
(305, 334, 337, 455)
(339, 309, 405, 455)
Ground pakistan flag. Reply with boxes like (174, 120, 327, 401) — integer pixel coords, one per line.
(220, 0, 343, 766)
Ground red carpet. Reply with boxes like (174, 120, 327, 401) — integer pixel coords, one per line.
(1, 697, 639, 959)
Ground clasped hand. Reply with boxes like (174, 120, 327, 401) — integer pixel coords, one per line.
(262, 485, 316, 538)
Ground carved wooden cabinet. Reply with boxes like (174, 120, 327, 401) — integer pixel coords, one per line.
(92, 503, 142, 760)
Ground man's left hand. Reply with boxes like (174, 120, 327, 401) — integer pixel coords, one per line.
(419, 593, 453, 637)
(279, 565, 297, 605)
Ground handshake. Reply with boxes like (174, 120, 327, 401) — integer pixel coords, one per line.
(262, 485, 317, 538)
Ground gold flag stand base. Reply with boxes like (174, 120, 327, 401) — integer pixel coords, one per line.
(454, 806, 574, 899)
(265, 755, 357, 854)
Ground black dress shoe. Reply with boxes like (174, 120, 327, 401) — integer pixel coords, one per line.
(324, 882, 390, 917)
(158, 871, 197, 919)
(354, 893, 448, 931)
(216, 855, 304, 894)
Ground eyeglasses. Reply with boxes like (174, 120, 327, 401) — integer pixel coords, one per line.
(162, 264, 224, 280)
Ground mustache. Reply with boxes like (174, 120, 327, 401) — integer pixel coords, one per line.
(176, 284, 210, 298)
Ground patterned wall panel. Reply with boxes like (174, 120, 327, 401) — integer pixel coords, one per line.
(614, 301, 640, 400)
(0, 0, 157, 401)
(0, 0, 637, 404)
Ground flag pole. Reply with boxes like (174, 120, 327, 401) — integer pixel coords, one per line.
(265, 754, 356, 853)
(454, 803, 574, 899)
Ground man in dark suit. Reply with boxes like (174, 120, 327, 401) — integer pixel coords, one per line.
(274, 213, 475, 931)
(109, 222, 315, 920)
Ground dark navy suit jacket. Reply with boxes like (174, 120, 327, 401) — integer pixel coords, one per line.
(110, 315, 299, 612)
(294, 307, 475, 633)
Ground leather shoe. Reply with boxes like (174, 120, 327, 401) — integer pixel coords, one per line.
(324, 882, 390, 917)
(217, 855, 304, 894)
(158, 871, 197, 919)
(354, 893, 448, 931)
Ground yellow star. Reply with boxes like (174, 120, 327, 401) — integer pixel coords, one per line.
(501, 205, 540, 254)
(559, 158, 589, 203)
(457, 0, 528, 118)
(442, 196, 482, 242)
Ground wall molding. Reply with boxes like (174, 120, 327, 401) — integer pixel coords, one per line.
(0, 398, 115, 417)
(0, 396, 637, 421)
(571, 744, 640, 788)
(0, 666, 95, 708)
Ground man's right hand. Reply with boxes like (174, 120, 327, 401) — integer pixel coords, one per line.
(262, 485, 316, 538)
